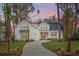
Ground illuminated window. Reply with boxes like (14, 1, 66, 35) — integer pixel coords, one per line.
(51, 32, 57, 36)
(40, 32, 48, 38)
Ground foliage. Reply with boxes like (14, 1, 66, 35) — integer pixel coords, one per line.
(0, 22, 4, 27)
(11, 3, 35, 24)
(3, 4, 12, 20)
(63, 32, 68, 39)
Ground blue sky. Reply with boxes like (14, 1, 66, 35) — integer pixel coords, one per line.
(33, 3, 57, 12)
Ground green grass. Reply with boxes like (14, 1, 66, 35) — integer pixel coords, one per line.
(0, 41, 27, 51)
(42, 40, 79, 51)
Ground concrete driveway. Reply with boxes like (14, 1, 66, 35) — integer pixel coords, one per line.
(21, 40, 57, 56)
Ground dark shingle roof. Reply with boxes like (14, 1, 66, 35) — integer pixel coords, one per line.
(48, 22, 60, 30)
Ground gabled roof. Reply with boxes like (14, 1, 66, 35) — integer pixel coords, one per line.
(48, 22, 60, 30)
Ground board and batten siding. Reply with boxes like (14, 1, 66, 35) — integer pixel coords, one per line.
(39, 22, 49, 39)
(15, 21, 29, 40)
(29, 24, 40, 40)
(39, 22, 49, 31)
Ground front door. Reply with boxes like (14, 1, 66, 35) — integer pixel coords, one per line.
(40, 32, 48, 39)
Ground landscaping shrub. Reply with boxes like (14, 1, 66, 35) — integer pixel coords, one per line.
(75, 50, 79, 55)
(63, 32, 68, 39)
(0, 49, 22, 56)
(29, 39, 34, 41)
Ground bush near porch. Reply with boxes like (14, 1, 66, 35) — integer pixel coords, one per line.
(0, 41, 27, 56)
(42, 40, 79, 56)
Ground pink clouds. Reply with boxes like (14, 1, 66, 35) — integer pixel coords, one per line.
(41, 10, 57, 18)
(30, 10, 57, 21)
(28, 3, 58, 22)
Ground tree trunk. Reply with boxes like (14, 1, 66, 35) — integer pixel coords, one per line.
(74, 4, 78, 32)
(5, 20, 12, 52)
(57, 3, 61, 40)
(67, 34, 71, 52)
(66, 18, 73, 52)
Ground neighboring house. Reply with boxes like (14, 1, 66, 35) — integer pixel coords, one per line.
(0, 27, 5, 41)
(15, 20, 63, 41)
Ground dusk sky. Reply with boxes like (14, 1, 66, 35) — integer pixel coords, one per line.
(29, 3, 58, 21)
(0, 3, 63, 21)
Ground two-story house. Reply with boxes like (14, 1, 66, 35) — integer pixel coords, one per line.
(15, 20, 63, 41)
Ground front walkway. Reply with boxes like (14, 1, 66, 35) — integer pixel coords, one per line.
(21, 40, 57, 56)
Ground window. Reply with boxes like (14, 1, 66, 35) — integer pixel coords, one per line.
(40, 32, 48, 38)
(44, 32, 48, 36)
(20, 26, 26, 29)
(23, 26, 26, 29)
(51, 32, 57, 36)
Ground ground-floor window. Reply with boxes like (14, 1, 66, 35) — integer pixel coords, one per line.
(51, 32, 57, 36)
(40, 32, 48, 39)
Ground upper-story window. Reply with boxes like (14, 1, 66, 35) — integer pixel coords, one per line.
(23, 26, 26, 29)
(20, 26, 27, 30)
(40, 23, 49, 31)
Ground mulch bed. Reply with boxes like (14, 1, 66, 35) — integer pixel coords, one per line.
(0, 48, 22, 56)
(52, 49, 79, 56)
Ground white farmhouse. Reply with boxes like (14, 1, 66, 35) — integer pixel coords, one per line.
(15, 20, 63, 41)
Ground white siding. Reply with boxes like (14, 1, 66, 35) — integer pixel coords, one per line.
(15, 21, 29, 40)
(39, 22, 49, 31)
(29, 24, 40, 41)
(15, 26, 21, 40)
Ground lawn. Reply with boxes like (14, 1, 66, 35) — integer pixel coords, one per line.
(0, 41, 27, 55)
(42, 40, 79, 51)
